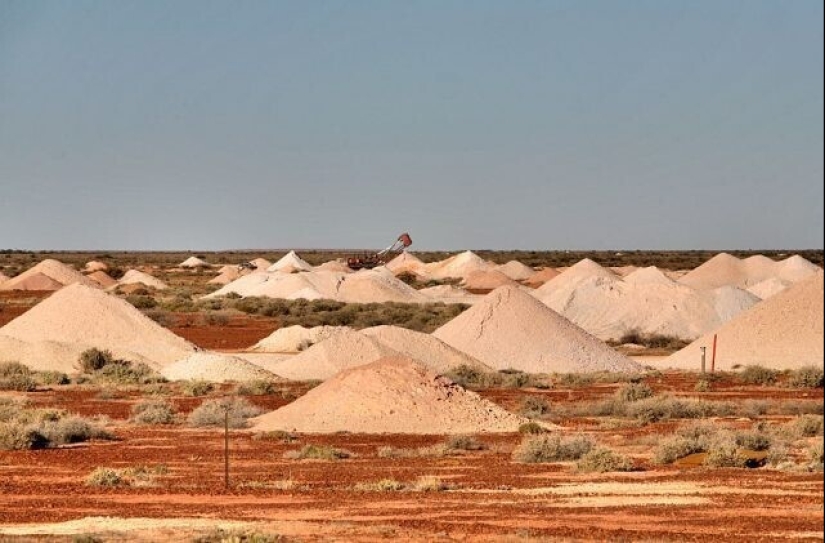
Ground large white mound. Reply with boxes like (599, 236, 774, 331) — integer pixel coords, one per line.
(385, 252, 428, 277)
(161, 352, 281, 383)
(426, 251, 494, 280)
(0, 259, 99, 291)
(665, 271, 824, 371)
(679, 253, 819, 290)
(496, 260, 537, 281)
(180, 256, 211, 268)
(535, 258, 618, 294)
(251, 357, 532, 434)
(746, 277, 790, 300)
(0, 284, 195, 370)
(433, 285, 641, 374)
(361, 325, 492, 373)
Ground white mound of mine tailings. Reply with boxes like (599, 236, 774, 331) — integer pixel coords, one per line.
(267, 251, 313, 273)
(337, 268, 427, 303)
(0, 259, 100, 291)
(623, 266, 675, 286)
(269, 329, 400, 380)
(180, 256, 211, 268)
(0, 271, 8, 285)
(86, 271, 118, 289)
(433, 285, 641, 374)
(252, 325, 353, 353)
(746, 277, 790, 300)
(679, 253, 819, 290)
(425, 251, 494, 280)
(462, 270, 520, 291)
(385, 251, 428, 277)
(314, 259, 353, 273)
(535, 258, 618, 295)
(250, 357, 534, 434)
(419, 285, 482, 305)
(0, 284, 195, 370)
(84, 261, 109, 273)
(665, 271, 824, 371)
(208, 266, 247, 285)
(117, 270, 168, 290)
(610, 265, 640, 277)
(523, 267, 560, 288)
(249, 258, 273, 270)
(496, 260, 536, 281)
(160, 352, 281, 383)
(536, 275, 759, 342)
(361, 325, 493, 373)
(0, 336, 90, 374)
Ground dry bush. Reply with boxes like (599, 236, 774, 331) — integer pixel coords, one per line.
(284, 444, 353, 460)
(353, 479, 406, 492)
(192, 529, 283, 543)
(412, 475, 453, 492)
(788, 366, 824, 389)
(738, 365, 779, 386)
(734, 430, 771, 451)
(39, 416, 111, 445)
(703, 440, 750, 468)
(615, 383, 654, 403)
(85, 467, 123, 487)
(79, 348, 115, 372)
(519, 396, 551, 418)
(512, 434, 594, 463)
(444, 435, 487, 451)
(130, 399, 176, 425)
(181, 380, 214, 397)
(577, 447, 634, 473)
(518, 422, 547, 435)
(254, 430, 298, 444)
(236, 380, 278, 396)
(187, 397, 263, 428)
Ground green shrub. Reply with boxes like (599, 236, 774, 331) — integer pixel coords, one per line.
(734, 431, 771, 451)
(0, 422, 48, 450)
(79, 348, 115, 372)
(738, 365, 779, 386)
(130, 399, 176, 425)
(353, 479, 406, 492)
(704, 441, 749, 468)
(0, 362, 37, 391)
(518, 422, 547, 435)
(654, 436, 705, 464)
(808, 440, 824, 466)
(97, 360, 162, 385)
(512, 434, 594, 463)
(187, 397, 263, 428)
(192, 529, 283, 543)
(788, 366, 824, 388)
(126, 294, 157, 309)
(181, 380, 213, 397)
(85, 467, 123, 487)
(39, 416, 111, 445)
(519, 396, 551, 418)
(577, 447, 634, 473)
(694, 380, 711, 392)
(236, 380, 278, 396)
(615, 383, 654, 403)
(284, 444, 353, 460)
(790, 415, 824, 438)
(37, 371, 70, 386)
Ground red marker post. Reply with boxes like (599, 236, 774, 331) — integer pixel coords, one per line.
(711, 334, 718, 373)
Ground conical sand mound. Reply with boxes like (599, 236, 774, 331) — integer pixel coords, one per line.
(270, 329, 400, 380)
(677, 253, 819, 290)
(86, 270, 118, 289)
(777, 255, 821, 283)
(623, 266, 675, 286)
(433, 286, 641, 373)
(361, 325, 493, 373)
(0, 259, 99, 291)
(249, 258, 272, 270)
(337, 269, 426, 303)
(117, 269, 168, 290)
(0, 284, 195, 370)
(268, 251, 313, 273)
(496, 260, 536, 281)
(180, 256, 211, 268)
(523, 267, 560, 288)
(161, 352, 281, 383)
(426, 251, 494, 280)
(536, 259, 617, 294)
(665, 271, 824, 371)
(462, 270, 519, 291)
(84, 261, 109, 273)
(251, 357, 532, 434)
(252, 325, 353, 353)
(385, 252, 428, 276)
(208, 266, 247, 285)
(678, 253, 744, 290)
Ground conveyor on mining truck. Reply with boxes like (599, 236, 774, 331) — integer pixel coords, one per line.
(347, 233, 412, 270)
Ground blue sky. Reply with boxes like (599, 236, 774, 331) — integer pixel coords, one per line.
(1, 0, 822, 250)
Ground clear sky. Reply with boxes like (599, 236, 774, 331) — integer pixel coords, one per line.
(1, 0, 822, 251)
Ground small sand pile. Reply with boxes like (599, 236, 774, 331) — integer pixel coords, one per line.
(180, 256, 211, 268)
(419, 285, 482, 305)
(462, 270, 520, 291)
(496, 260, 536, 281)
(268, 251, 313, 273)
(522, 267, 560, 288)
(623, 266, 676, 286)
(747, 277, 790, 300)
(536, 258, 618, 294)
(251, 357, 532, 434)
(665, 271, 824, 370)
(86, 270, 118, 289)
(610, 265, 640, 277)
(361, 325, 493, 373)
(385, 252, 429, 277)
(0, 259, 99, 291)
(84, 261, 109, 273)
(679, 253, 746, 290)
(270, 329, 400, 380)
(252, 325, 352, 353)
(208, 266, 250, 285)
(0, 284, 195, 370)
(314, 259, 353, 273)
(0, 271, 8, 285)
(433, 285, 641, 373)
(426, 251, 494, 280)
(777, 255, 821, 282)
(160, 352, 280, 383)
(249, 258, 272, 270)
(117, 270, 168, 290)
